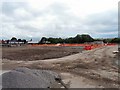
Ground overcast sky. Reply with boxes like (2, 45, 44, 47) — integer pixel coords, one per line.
(1, 0, 119, 42)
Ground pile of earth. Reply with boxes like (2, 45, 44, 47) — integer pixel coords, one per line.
(1, 67, 63, 88)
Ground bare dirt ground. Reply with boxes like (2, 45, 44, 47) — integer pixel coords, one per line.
(2, 46, 82, 61)
(1, 45, 120, 88)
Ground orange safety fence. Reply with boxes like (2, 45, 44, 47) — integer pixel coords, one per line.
(106, 43, 117, 46)
(28, 43, 117, 50)
(84, 44, 104, 50)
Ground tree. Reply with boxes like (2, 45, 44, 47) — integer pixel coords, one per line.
(64, 38, 74, 43)
(73, 34, 94, 43)
(11, 37, 17, 44)
(110, 38, 120, 43)
(103, 39, 112, 43)
(11, 37, 17, 42)
(38, 37, 47, 44)
(74, 34, 82, 43)
(18, 39, 22, 42)
(81, 34, 94, 42)
(6, 40, 9, 44)
(22, 39, 27, 44)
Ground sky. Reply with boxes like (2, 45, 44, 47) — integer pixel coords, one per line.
(1, 0, 119, 42)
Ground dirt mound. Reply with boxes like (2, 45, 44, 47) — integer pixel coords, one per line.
(2, 67, 61, 88)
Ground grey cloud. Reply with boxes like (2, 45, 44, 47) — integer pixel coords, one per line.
(96, 26, 117, 33)
(15, 24, 40, 32)
(1, 1, 118, 40)
(2, 2, 26, 16)
(2, 2, 36, 22)
(85, 10, 117, 26)
(94, 32, 118, 38)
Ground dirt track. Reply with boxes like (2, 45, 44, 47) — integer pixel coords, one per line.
(2, 45, 119, 88)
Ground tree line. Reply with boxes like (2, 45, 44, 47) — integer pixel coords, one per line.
(6, 37, 27, 44)
(4, 35, 120, 44)
(103, 38, 120, 43)
(39, 34, 120, 44)
(38, 34, 94, 44)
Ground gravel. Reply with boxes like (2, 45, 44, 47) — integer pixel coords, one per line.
(2, 67, 61, 88)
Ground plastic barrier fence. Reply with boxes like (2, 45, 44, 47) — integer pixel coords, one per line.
(29, 43, 117, 50)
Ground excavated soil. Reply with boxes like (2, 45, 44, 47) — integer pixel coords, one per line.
(2, 45, 120, 88)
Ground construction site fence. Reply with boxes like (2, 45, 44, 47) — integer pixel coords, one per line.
(28, 43, 117, 50)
